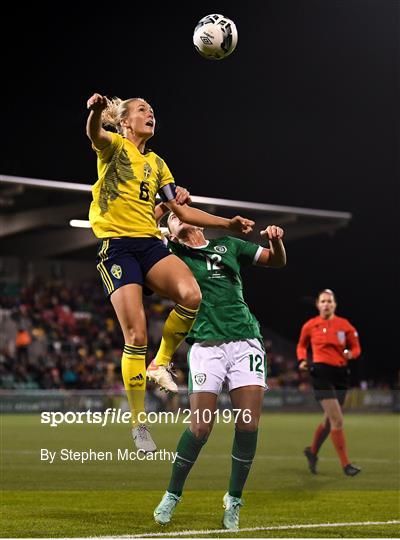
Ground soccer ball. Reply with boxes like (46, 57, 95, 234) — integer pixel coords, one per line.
(193, 14, 238, 60)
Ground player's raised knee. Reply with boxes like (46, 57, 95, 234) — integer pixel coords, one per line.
(179, 283, 202, 310)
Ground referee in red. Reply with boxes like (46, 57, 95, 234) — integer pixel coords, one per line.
(297, 289, 362, 476)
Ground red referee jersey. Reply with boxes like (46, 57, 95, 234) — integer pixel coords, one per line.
(296, 315, 361, 367)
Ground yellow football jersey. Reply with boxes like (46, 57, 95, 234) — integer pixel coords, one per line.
(89, 132, 174, 238)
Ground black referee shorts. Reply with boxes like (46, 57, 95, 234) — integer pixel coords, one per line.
(310, 363, 350, 405)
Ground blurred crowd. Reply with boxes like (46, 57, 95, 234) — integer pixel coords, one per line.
(0, 278, 385, 392)
(0, 279, 301, 391)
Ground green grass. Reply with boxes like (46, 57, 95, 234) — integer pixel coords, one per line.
(1, 413, 399, 537)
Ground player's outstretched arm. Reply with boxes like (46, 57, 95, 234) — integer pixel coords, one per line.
(86, 93, 111, 150)
(166, 199, 254, 234)
(256, 225, 287, 268)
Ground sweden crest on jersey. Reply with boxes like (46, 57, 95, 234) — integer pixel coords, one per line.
(111, 264, 122, 279)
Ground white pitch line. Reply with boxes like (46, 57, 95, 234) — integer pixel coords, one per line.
(202, 454, 399, 464)
(123, 520, 400, 538)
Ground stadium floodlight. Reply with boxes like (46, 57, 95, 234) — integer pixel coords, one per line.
(69, 219, 92, 228)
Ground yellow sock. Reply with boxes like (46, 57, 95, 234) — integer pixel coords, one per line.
(121, 344, 147, 427)
(154, 304, 198, 367)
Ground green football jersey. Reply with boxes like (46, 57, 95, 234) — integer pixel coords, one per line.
(168, 236, 263, 343)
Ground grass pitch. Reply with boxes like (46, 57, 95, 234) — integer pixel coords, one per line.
(1, 413, 399, 537)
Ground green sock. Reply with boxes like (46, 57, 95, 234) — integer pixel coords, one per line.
(229, 428, 258, 498)
(167, 428, 207, 496)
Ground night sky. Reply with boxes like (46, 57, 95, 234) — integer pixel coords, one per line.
(2, 1, 398, 382)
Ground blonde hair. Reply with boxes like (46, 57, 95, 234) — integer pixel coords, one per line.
(101, 97, 146, 134)
(317, 289, 337, 302)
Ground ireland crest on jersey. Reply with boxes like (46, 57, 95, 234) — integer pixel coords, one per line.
(194, 373, 207, 385)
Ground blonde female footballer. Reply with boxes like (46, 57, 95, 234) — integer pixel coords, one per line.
(86, 93, 254, 451)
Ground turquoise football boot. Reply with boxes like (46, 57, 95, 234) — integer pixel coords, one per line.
(222, 492, 243, 530)
(154, 491, 181, 525)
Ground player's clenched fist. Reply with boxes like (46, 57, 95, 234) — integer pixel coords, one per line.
(87, 93, 107, 111)
(260, 225, 284, 241)
(175, 186, 192, 206)
(229, 216, 255, 235)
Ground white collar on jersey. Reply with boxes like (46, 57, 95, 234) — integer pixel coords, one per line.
(181, 240, 209, 249)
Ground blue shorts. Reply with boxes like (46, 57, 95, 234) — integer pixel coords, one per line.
(96, 237, 171, 298)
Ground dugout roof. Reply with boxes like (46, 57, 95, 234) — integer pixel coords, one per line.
(0, 175, 352, 259)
